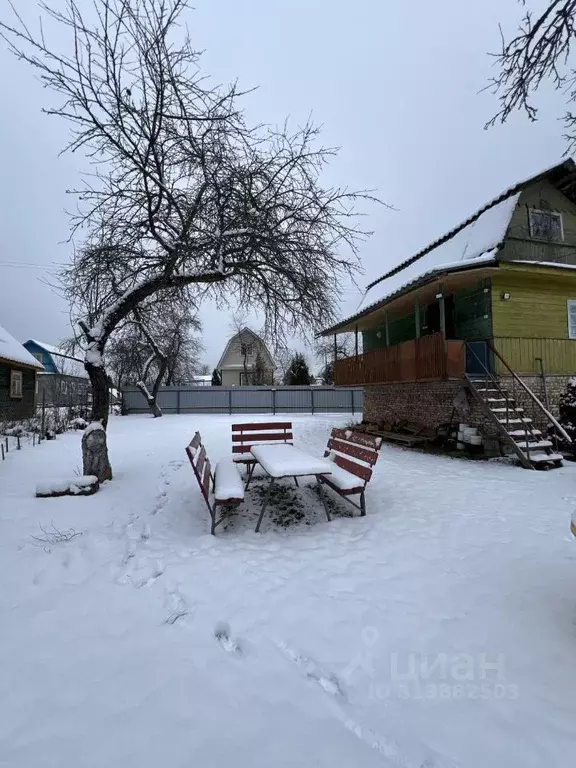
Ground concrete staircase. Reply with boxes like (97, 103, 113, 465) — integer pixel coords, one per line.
(466, 376, 563, 469)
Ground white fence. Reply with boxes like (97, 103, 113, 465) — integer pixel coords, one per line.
(122, 385, 363, 415)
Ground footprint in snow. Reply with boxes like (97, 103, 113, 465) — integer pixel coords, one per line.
(276, 640, 345, 699)
(164, 589, 189, 625)
(130, 560, 165, 588)
(214, 622, 243, 656)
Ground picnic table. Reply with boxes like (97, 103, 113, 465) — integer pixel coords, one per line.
(250, 443, 333, 532)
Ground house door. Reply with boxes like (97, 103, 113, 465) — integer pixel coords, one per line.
(465, 341, 491, 376)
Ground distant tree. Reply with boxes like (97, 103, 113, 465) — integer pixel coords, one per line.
(488, 1, 576, 149)
(211, 368, 222, 386)
(284, 353, 312, 385)
(251, 350, 269, 385)
(198, 363, 211, 376)
(319, 361, 334, 385)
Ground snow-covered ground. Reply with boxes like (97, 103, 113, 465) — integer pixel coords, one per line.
(1, 414, 575, 768)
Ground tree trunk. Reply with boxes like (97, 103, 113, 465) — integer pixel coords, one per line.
(83, 358, 113, 482)
(150, 357, 169, 417)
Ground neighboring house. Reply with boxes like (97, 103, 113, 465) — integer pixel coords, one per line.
(0, 323, 44, 421)
(320, 158, 576, 468)
(22, 340, 91, 407)
(217, 328, 275, 385)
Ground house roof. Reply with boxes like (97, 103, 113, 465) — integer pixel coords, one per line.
(321, 158, 576, 335)
(25, 339, 88, 379)
(0, 324, 44, 369)
(217, 327, 275, 370)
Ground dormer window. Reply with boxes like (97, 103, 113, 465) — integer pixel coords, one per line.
(529, 208, 564, 241)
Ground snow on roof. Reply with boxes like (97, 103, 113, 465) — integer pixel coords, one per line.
(354, 192, 520, 317)
(29, 339, 61, 356)
(0, 323, 44, 369)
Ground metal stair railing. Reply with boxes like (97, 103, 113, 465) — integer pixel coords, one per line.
(488, 342, 571, 451)
(464, 343, 544, 468)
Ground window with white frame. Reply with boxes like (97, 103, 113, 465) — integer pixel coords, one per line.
(529, 208, 564, 241)
(240, 342, 254, 357)
(10, 370, 23, 398)
(568, 301, 576, 339)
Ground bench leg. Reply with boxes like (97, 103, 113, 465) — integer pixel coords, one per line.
(293, 476, 299, 488)
(360, 489, 366, 517)
(255, 477, 275, 533)
(245, 463, 256, 491)
(210, 506, 217, 535)
(316, 476, 331, 522)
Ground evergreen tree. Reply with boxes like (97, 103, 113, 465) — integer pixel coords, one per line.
(558, 377, 576, 456)
(252, 350, 269, 385)
(284, 353, 312, 385)
(320, 361, 334, 385)
(211, 368, 222, 386)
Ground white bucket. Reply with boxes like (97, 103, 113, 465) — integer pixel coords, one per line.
(469, 435, 482, 446)
(459, 423, 469, 431)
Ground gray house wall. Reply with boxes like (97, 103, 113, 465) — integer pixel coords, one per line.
(500, 180, 576, 265)
(218, 330, 274, 385)
(0, 361, 37, 420)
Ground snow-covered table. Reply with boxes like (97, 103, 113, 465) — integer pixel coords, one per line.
(249, 444, 333, 532)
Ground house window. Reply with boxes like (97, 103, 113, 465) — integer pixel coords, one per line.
(529, 208, 563, 241)
(32, 352, 43, 363)
(240, 342, 254, 357)
(568, 301, 576, 339)
(10, 370, 23, 398)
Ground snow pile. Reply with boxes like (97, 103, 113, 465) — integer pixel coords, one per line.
(35, 475, 99, 497)
(0, 323, 44, 369)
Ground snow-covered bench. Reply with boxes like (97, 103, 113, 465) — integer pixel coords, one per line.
(185, 432, 245, 534)
(319, 428, 382, 516)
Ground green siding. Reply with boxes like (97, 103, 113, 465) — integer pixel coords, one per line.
(453, 280, 492, 340)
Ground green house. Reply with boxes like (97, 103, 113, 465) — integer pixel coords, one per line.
(321, 159, 576, 468)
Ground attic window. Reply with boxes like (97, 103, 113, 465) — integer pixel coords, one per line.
(241, 342, 254, 357)
(32, 352, 43, 363)
(529, 208, 563, 241)
(10, 370, 23, 398)
(568, 301, 576, 339)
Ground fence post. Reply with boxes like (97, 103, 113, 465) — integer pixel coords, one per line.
(40, 389, 46, 441)
(311, 388, 315, 415)
(1, 443, 4, 460)
(177, 389, 181, 414)
(350, 389, 354, 415)
(272, 388, 276, 415)
(228, 388, 232, 416)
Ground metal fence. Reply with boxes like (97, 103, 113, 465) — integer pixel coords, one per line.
(122, 385, 363, 415)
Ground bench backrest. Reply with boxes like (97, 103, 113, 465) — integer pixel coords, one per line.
(231, 421, 293, 457)
(324, 428, 382, 486)
(186, 431, 212, 507)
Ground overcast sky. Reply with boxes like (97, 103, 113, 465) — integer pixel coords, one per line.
(0, 0, 567, 370)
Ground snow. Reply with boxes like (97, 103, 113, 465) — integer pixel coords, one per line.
(28, 340, 87, 379)
(1, 413, 576, 768)
(323, 462, 364, 490)
(509, 260, 576, 271)
(35, 475, 98, 496)
(250, 443, 333, 477)
(352, 194, 520, 319)
(0, 324, 44, 369)
(83, 420, 105, 436)
(214, 459, 245, 501)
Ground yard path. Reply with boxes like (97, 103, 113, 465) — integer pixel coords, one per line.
(1, 414, 575, 768)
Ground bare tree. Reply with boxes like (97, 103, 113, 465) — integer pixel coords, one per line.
(0, 0, 377, 480)
(487, 1, 576, 148)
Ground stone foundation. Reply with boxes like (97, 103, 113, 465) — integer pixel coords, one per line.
(363, 380, 499, 436)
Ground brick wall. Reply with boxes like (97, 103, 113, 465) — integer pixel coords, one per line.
(499, 374, 572, 429)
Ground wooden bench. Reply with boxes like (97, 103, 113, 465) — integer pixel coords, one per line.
(319, 428, 382, 516)
(186, 432, 245, 534)
(232, 421, 293, 486)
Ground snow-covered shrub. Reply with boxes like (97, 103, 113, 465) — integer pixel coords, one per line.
(557, 377, 576, 457)
(70, 417, 89, 430)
